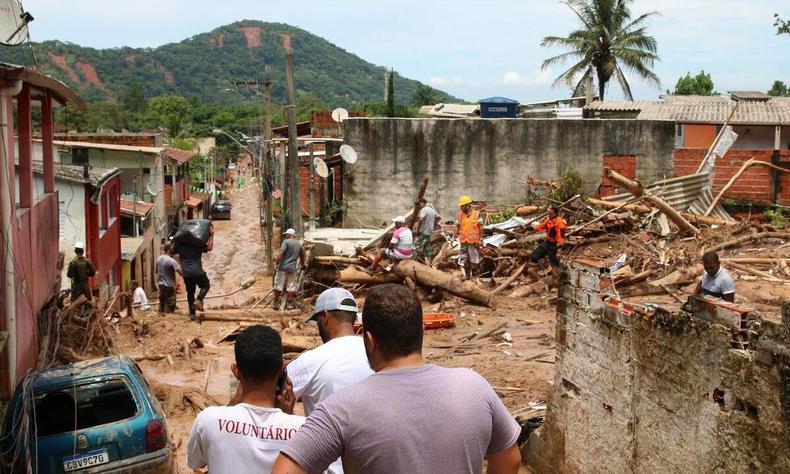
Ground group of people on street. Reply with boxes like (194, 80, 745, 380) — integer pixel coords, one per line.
(186, 284, 522, 474)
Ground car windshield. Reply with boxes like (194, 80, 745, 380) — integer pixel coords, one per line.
(34, 378, 139, 437)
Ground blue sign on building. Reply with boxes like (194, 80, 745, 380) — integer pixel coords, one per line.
(479, 97, 520, 118)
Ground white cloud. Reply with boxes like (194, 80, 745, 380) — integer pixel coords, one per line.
(501, 69, 554, 86)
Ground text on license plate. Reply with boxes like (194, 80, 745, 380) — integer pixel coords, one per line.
(63, 449, 109, 471)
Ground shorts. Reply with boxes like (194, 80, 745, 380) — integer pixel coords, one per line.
(458, 243, 481, 266)
(274, 271, 299, 292)
(415, 234, 433, 258)
(384, 248, 412, 260)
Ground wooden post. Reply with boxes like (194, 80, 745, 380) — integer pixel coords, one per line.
(42, 91, 55, 194)
(17, 84, 32, 208)
(263, 80, 274, 275)
(282, 33, 302, 235)
(308, 143, 315, 230)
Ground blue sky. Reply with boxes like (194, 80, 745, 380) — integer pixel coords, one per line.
(22, 0, 790, 102)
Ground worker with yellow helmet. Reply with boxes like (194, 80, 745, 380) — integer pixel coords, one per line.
(454, 195, 483, 279)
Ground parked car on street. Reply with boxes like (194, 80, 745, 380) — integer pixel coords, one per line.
(1, 356, 174, 474)
(211, 199, 232, 220)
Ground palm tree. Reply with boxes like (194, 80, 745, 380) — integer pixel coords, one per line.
(541, 0, 660, 100)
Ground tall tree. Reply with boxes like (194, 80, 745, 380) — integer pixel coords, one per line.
(673, 71, 715, 95)
(386, 69, 395, 117)
(121, 82, 146, 113)
(412, 84, 441, 106)
(541, 0, 660, 100)
(768, 80, 790, 97)
(775, 13, 789, 35)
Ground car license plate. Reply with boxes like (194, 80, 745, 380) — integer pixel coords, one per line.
(63, 449, 109, 471)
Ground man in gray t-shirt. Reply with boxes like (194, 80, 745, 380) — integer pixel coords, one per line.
(273, 284, 521, 474)
(155, 243, 182, 315)
(413, 198, 440, 262)
(274, 228, 305, 309)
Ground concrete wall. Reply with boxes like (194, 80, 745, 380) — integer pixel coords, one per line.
(525, 259, 790, 473)
(342, 118, 676, 226)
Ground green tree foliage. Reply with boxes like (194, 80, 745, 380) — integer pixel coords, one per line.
(541, 0, 660, 100)
(768, 80, 790, 97)
(412, 84, 442, 106)
(775, 14, 790, 35)
(385, 70, 395, 117)
(673, 71, 715, 95)
(121, 82, 146, 113)
(0, 21, 457, 107)
(147, 95, 192, 137)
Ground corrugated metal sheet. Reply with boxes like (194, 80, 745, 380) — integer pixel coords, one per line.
(603, 172, 733, 221)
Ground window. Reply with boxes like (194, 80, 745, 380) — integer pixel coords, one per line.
(108, 186, 117, 221)
(72, 148, 89, 165)
(99, 192, 108, 231)
(34, 378, 139, 437)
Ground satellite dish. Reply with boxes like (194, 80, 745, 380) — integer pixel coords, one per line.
(0, 0, 32, 46)
(339, 144, 358, 164)
(313, 157, 329, 178)
(331, 108, 349, 123)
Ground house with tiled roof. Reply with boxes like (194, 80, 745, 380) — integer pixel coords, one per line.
(585, 93, 790, 206)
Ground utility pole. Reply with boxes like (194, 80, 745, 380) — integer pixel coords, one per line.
(263, 80, 274, 274)
(283, 33, 303, 235)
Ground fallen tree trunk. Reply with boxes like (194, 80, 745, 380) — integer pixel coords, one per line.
(492, 262, 527, 295)
(312, 266, 403, 285)
(516, 205, 541, 216)
(603, 169, 700, 234)
(394, 260, 492, 307)
(703, 231, 790, 256)
(589, 197, 736, 226)
(722, 257, 790, 265)
(726, 261, 785, 282)
(705, 158, 790, 216)
(651, 264, 703, 286)
(406, 177, 430, 228)
(313, 256, 363, 265)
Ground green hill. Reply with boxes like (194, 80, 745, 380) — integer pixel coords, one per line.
(0, 20, 456, 105)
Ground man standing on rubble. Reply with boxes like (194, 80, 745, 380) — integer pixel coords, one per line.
(187, 325, 303, 472)
(156, 243, 181, 316)
(287, 287, 374, 474)
(272, 284, 522, 474)
(274, 228, 306, 309)
(455, 195, 483, 279)
(696, 250, 736, 302)
(371, 216, 414, 269)
(67, 241, 96, 302)
(173, 225, 213, 318)
(530, 205, 567, 268)
(413, 198, 440, 263)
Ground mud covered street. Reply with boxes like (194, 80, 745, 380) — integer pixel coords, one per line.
(111, 176, 554, 473)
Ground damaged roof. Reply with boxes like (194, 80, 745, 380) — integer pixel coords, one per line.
(586, 95, 790, 125)
(29, 161, 120, 187)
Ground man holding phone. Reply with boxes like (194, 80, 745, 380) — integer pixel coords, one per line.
(187, 325, 303, 472)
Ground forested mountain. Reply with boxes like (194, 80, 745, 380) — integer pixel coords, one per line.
(0, 20, 456, 106)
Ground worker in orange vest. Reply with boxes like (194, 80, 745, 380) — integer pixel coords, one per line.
(455, 195, 483, 279)
(530, 205, 567, 268)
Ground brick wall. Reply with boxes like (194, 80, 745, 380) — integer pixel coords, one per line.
(525, 259, 790, 473)
(675, 148, 790, 205)
(54, 133, 161, 147)
(599, 154, 636, 197)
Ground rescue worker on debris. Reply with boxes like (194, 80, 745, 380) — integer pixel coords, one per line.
(455, 195, 483, 279)
(371, 216, 414, 270)
(274, 228, 306, 309)
(695, 250, 735, 302)
(530, 205, 567, 268)
(413, 198, 441, 263)
(67, 241, 96, 301)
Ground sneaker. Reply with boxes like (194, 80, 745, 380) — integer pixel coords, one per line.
(194, 299, 204, 312)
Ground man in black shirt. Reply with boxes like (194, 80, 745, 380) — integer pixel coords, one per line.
(173, 226, 214, 317)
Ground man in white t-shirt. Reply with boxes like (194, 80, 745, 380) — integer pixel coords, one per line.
(187, 325, 302, 473)
(696, 250, 736, 302)
(287, 288, 373, 474)
(131, 280, 150, 311)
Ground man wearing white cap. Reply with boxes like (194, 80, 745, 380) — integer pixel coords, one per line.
(286, 288, 373, 474)
(67, 241, 96, 301)
(274, 228, 305, 309)
(370, 215, 414, 270)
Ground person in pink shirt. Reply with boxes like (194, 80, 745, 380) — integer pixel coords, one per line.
(371, 215, 414, 269)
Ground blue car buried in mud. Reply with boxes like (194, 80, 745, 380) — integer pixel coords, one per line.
(1, 356, 174, 473)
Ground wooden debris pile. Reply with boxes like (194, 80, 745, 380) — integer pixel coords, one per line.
(304, 174, 790, 308)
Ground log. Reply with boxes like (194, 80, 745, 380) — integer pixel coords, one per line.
(312, 266, 403, 285)
(314, 256, 363, 265)
(567, 198, 640, 236)
(589, 197, 736, 226)
(703, 231, 790, 256)
(651, 264, 703, 287)
(393, 260, 492, 306)
(614, 270, 654, 287)
(727, 261, 784, 282)
(604, 168, 699, 234)
(705, 158, 790, 216)
(587, 197, 652, 213)
(406, 177, 430, 227)
(492, 262, 527, 295)
(516, 205, 541, 216)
